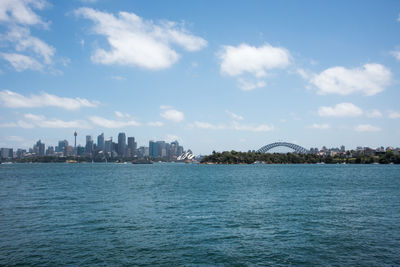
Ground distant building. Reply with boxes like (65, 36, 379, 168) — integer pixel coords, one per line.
(118, 133, 126, 157)
(97, 133, 105, 151)
(46, 146, 55, 156)
(34, 140, 45, 156)
(149, 141, 158, 158)
(85, 135, 93, 155)
(127, 137, 137, 157)
(105, 138, 112, 154)
(1, 148, 13, 159)
(57, 140, 68, 153)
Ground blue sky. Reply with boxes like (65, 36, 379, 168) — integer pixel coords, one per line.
(0, 0, 400, 154)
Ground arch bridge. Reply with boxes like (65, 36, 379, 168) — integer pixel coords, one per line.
(257, 142, 309, 154)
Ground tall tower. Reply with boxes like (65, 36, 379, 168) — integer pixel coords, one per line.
(74, 131, 77, 149)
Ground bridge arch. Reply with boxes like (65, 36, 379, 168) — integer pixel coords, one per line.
(257, 142, 309, 154)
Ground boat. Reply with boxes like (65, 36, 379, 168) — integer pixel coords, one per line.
(132, 159, 153, 164)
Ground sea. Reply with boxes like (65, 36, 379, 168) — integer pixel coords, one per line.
(0, 163, 399, 266)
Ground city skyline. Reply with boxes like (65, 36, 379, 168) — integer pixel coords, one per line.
(0, 1, 400, 154)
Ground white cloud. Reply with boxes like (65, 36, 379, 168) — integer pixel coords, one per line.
(0, 0, 48, 26)
(0, 53, 42, 71)
(365, 109, 383, 118)
(318, 103, 363, 117)
(160, 105, 173, 109)
(0, 113, 90, 129)
(231, 121, 274, 132)
(388, 111, 400, 119)
(225, 110, 244, 120)
(308, 123, 331, 130)
(24, 113, 90, 128)
(192, 121, 225, 130)
(111, 75, 126, 81)
(147, 121, 164, 127)
(237, 78, 266, 91)
(218, 43, 291, 91)
(354, 124, 381, 132)
(219, 43, 291, 77)
(311, 63, 391, 96)
(391, 50, 400, 61)
(114, 111, 130, 118)
(190, 120, 274, 132)
(160, 108, 184, 122)
(89, 116, 141, 128)
(0, 0, 56, 71)
(75, 8, 207, 70)
(4, 25, 55, 64)
(0, 90, 99, 110)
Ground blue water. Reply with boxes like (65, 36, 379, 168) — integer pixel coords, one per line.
(0, 163, 399, 266)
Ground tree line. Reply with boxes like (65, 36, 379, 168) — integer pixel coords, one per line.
(200, 150, 400, 164)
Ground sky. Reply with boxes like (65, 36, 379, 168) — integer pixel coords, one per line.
(0, 0, 400, 154)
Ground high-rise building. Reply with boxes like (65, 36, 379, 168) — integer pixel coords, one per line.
(1, 148, 13, 159)
(127, 137, 137, 157)
(46, 146, 55, 156)
(118, 132, 126, 157)
(85, 135, 93, 154)
(149, 140, 158, 158)
(97, 133, 105, 151)
(34, 140, 45, 156)
(105, 138, 112, 154)
(57, 140, 68, 153)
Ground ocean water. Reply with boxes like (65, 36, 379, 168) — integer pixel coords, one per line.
(0, 163, 399, 266)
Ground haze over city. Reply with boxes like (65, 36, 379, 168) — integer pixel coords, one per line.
(1, 0, 400, 154)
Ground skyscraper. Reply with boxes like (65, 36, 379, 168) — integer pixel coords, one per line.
(118, 132, 126, 157)
(85, 135, 93, 154)
(127, 137, 136, 157)
(97, 133, 105, 151)
(149, 140, 158, 158)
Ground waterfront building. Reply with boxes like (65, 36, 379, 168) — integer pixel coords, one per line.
(118, 133, 126, 157)
(104, 139, 112, 154)
(1, 148, 13, 159)
(46, 146, 55, 156)
(57, 140, 68, 153)
(149, 141, 158, 158)
(34, 140, 45, 156)
(85, 135, 93, 155)
(127, 137, 137, 157)
(97, 133, 105, 151)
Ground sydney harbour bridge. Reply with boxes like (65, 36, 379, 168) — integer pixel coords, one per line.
(257, 142, 309, 154)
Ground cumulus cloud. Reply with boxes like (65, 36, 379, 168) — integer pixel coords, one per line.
(160, 108, 184, 122)
(318, 103, 363, 117)
(354, 124, 381, 132)
(388, 111, 400, 119)
(237, 79, 266, 91)
(192, 121, 226, 130)
(231, 121, 274, 132)
(225, 110, 244, 120)
(0, 0, 47, 25)
(218, 43, 291, 91)
(219, 43, 291, 77)
(89, 116, 141, 128)
(311, 64, 391, 96)
(0, 53, 42, 71)
(365, 109, 383, 118)
(75, 8, 207, 70)
(190, 121, 274, 132)
(391, 50, 400, 61)
(0, 0, 56, 71)
(0, 113, 90, 129)
(147, 121, 164, 127)
(114, 111, 131, 118)
(308, 123, 331, 130)
(0, 90, 99, 110)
